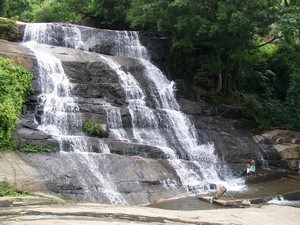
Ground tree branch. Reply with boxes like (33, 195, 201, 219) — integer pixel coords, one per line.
(255, 35, 283, 48)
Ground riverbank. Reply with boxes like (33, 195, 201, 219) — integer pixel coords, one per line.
(0, 196, 299, 225)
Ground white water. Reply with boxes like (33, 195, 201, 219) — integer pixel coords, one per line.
(268, 195, 300, 207)
(99, 31, 244, 193)
(22, 23, 126, 204)
(22, 23, 244, 200)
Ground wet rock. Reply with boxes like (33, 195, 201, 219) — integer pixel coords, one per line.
(105, 140, 167, 159)
(7, 152, 185, 205)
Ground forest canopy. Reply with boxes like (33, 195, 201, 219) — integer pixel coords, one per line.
(0, 0, 299, 130)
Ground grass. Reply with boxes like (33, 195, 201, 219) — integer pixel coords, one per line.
(0, 178, 27, 197)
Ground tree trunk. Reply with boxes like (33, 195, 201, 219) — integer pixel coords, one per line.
(209, 70, 223, 95)
(191, 70, 223, 97)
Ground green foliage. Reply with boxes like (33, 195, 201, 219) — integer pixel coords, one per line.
(286, 71, 300, 130)
(19, 145, 56, 153)
(276, 5, 300, 40)
(0, 178, 27, 197)
(30, 0, 131, 29)
(0, 0, 28, 18)
(127, 0, 168, 31)
(127, 0, 299, 131)
(0, 0, 43, 22)
(33, 1, 84, 23)
(83, 119, 102, 137)
(0, 57, 33, 150)
(0, 0, 299, 132)
(202, 108, 214, 116)
(240, 94, 288, 130)
(128, 0, 280, 95)
(87, 0, 131, 29)
(0, 17, 19, 41)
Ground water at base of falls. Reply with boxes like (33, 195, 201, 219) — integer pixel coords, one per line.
(22, 23, 245, 204)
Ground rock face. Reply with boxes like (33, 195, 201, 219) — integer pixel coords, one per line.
(0, 22, 298, 206)
(19, 152, 184, 205)
(176, 89, 285, 176)
(0, 39, 34, 69)
(253, 129, 300, 171)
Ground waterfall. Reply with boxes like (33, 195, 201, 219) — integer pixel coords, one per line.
(22, 23, 244, 203)
(100, 31, 243, 193)
(22, 23, 127, 204)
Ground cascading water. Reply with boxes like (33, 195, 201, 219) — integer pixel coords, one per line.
(22, 23, 244, 204)
(22, 23, 127, 204)
(100, 31, 243, 193)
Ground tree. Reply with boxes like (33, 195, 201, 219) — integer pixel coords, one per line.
(33, 1, 84, 23)
(128, 0, 280, 96)
(128, 0, 299, 130)
(87, 0, 131, 29)
(31, 0, 132, 29)
(0, 0, 44, 22)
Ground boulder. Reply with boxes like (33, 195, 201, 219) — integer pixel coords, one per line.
(0, 39, 35, 70)
(255, 130, 300, 170)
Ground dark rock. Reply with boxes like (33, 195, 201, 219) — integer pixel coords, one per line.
(16, 128, 51, 140)
(106, 140, 167, 159)
(138, 31, 169, 62)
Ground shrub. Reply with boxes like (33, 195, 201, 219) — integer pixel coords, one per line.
(83, 119, 102, 137)
(241, 93, 288, 130)
(0, 178, 27, 197)
(0, 17, 19, 41)
(0, 57, 33, 150)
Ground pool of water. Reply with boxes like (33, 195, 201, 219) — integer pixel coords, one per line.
(149, 178, 300, 210)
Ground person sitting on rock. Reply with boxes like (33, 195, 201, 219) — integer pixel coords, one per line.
(250, 159, 256, 176)
(246, 163, 251, 177)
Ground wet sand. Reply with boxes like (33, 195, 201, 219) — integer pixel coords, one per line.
(1, 202, 299, 225)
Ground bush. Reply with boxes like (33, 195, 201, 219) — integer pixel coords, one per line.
(241, 93, 289, 130)
(0, 17, 19, 41)
(0, 178, 27, 197)
(83, 119, 102, 137)
(0, 57, 33, 150)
